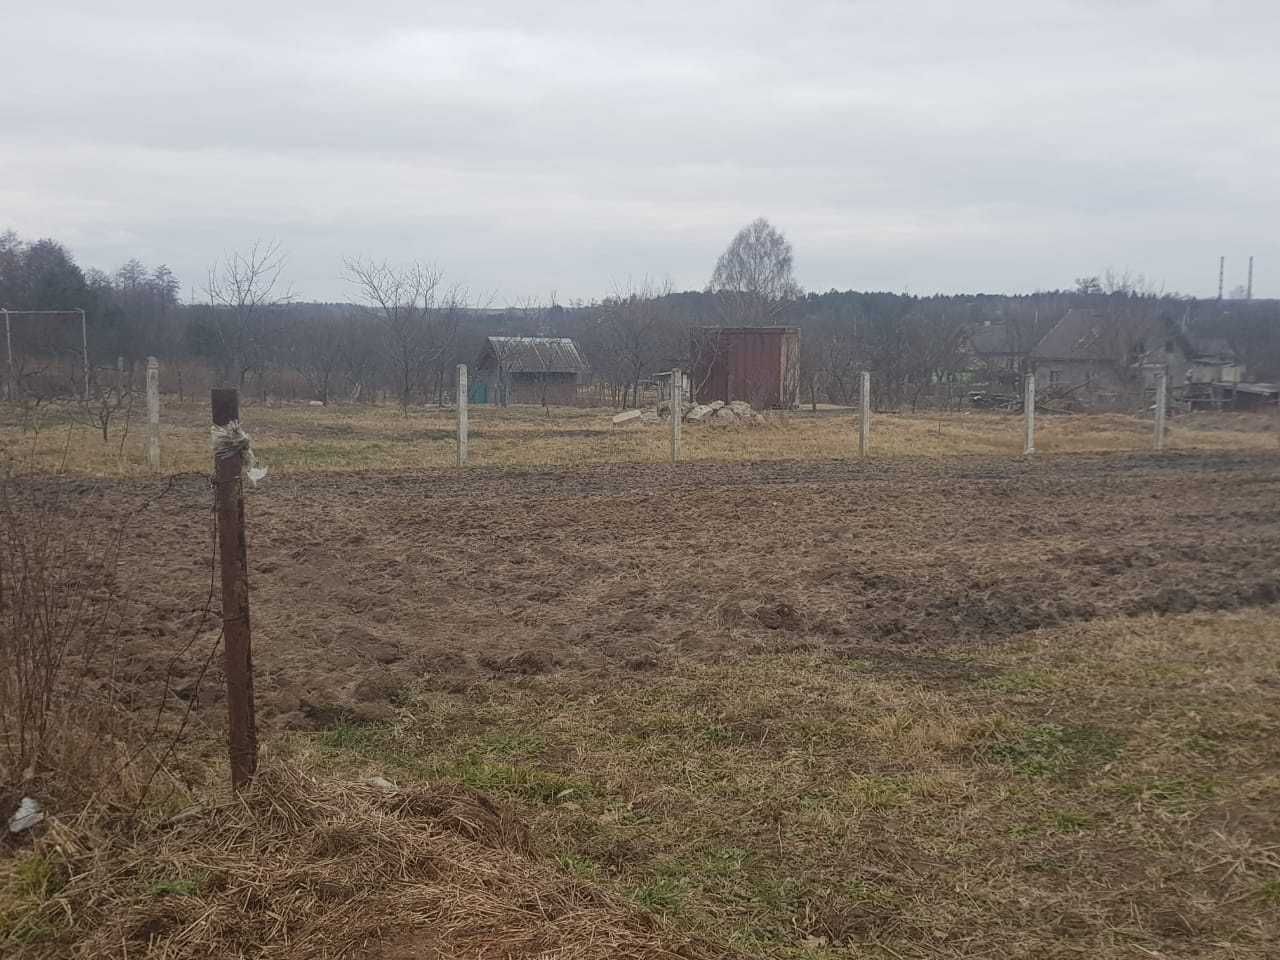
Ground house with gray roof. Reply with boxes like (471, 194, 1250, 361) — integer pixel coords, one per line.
(1029, 308, 1191, 406)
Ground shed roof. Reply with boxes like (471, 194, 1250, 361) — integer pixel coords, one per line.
(480, 337, 589, 374)
(1233, 381, 1279, 396)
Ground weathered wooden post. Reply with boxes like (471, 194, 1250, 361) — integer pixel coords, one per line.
(859, 371, 871, 457)
(146, 357, 160, 469)
(211, 388, 257, 792)
(671, 367, 683, 463)
(1153, 368, 1167, 451)
(1023, 371, 1036, 455)
(456, 363, 469, 466)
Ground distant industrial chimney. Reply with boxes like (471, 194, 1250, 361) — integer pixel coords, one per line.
(1218, 256, 1225, 300)
(1247, 256, 1254, 300)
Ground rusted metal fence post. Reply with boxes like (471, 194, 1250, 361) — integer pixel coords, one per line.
(1023, 371, 1036, 455)
(859, 371, 871, 456)
(146, 357, 160, 469)
(456, 364, 469, 466)
(1153, 368, 1167, 451)
(671, 367, 682, 463)
(212, 388, 257, 791)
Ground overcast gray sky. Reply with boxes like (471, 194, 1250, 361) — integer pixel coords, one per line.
(3, 1, 1277, 303)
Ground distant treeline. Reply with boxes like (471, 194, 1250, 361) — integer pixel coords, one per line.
(3, 228, 1276, 410)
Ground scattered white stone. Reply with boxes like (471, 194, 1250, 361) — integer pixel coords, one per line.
(685, 404, 715, 423)
(709, 401, 725, 411)
(611, 409, 643, 425)
(363, 776, 398, 792)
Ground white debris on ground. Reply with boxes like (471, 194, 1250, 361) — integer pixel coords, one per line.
(8, 796, 44, 833)
(612, 399, 767, 426)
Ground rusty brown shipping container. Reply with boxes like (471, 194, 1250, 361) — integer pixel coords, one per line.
(690, 327, 800, 408)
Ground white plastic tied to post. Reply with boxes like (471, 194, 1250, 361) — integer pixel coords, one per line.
(210, 420, 269, 486)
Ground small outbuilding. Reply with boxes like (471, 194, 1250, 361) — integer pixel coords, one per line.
(690, 326, 800, 408)
(473, 336, 589, 406)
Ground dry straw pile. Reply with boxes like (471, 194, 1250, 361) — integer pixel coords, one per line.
(8, 762, 730, 959)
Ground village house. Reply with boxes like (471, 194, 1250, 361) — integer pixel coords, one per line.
(1028, 308, 1191, 406)
(968, 321, 1029, 388)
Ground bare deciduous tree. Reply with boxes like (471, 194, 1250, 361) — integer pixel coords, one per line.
(594, 279, 684, 408)
(342, 257, 462, 414)
(205, 240, 293, 386)
(288, 312, 347, 404)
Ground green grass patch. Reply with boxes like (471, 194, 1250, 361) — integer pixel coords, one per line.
(317, 722, 391, 752)
(555, 854, 600, 880)
(630, 876, 687, 914)
(148, 878, 201, 898)
(445, 754, 593, 804)
(1052, 810, 1092, 833)
(11, 856, 64, 899)
(988, 722, 1122, 779)
(1113, 776, 1217, 812)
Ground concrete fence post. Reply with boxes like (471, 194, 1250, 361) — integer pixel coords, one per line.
(145, 356, 160, 469)
(859, 370, 871, 457)
(1153, 368, 1167, 451)
(457, 364, 469, 466)
(671, 367, 682, 463)
(3, 309, 12, 401)
(1023, 372, 1036, 455)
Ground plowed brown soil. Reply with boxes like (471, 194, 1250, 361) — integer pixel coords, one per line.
(19, 450, 1277, 728)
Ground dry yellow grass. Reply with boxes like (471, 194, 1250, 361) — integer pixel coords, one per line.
(1, 763, 725, 959)
(2, 399, 1275, 476)
(293, 609, 1280, 958)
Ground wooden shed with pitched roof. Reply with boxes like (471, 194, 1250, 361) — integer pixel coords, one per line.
(473, 336, 590, 406)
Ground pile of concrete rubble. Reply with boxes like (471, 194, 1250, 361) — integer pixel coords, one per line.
(611, 399, 766, 426)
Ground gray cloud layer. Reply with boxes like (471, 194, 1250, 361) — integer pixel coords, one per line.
(3, 1, 1277, 301)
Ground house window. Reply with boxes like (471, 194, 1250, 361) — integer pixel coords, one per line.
(1048, 370, 1061, 386)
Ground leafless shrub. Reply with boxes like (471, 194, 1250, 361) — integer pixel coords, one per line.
(0, 470, 216, 812)
(0, 473, 125, 790)
(71, 364, 137, 444)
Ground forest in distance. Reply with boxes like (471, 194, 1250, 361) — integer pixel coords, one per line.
(2, 222, 1277, 411)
